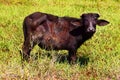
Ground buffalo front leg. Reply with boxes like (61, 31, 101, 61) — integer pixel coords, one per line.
(68, 50, 77, 64)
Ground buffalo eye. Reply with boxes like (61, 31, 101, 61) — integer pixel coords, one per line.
(94, 14, 100, 19)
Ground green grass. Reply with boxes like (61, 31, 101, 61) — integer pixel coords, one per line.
(0, 0, 120, 79)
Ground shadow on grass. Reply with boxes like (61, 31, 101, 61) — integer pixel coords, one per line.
(34, 52, 89, 66)
(56, 54, 89, 66)
(20, 50, 89, 66)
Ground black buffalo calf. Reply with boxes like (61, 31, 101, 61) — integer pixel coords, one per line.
(22, 12, 109, 63)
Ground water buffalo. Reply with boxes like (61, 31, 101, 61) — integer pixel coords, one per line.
(22, 12, 109, 63)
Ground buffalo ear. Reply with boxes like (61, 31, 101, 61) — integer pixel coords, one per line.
(71, 21, 81, 27)
(97, 19, 109, 26)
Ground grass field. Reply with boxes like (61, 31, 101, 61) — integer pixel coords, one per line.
(0, 0, 120, 80)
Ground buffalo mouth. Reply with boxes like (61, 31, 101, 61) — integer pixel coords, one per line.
(86, 29, 96, 33)
(86, 31, 95, 35)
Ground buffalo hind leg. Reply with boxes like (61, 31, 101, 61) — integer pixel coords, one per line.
(22, 38, 34, 61)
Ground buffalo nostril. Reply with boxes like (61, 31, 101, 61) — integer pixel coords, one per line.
(87, 28, 95, 32)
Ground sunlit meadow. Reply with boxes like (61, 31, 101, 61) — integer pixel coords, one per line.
(0, 0, 120, 79)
